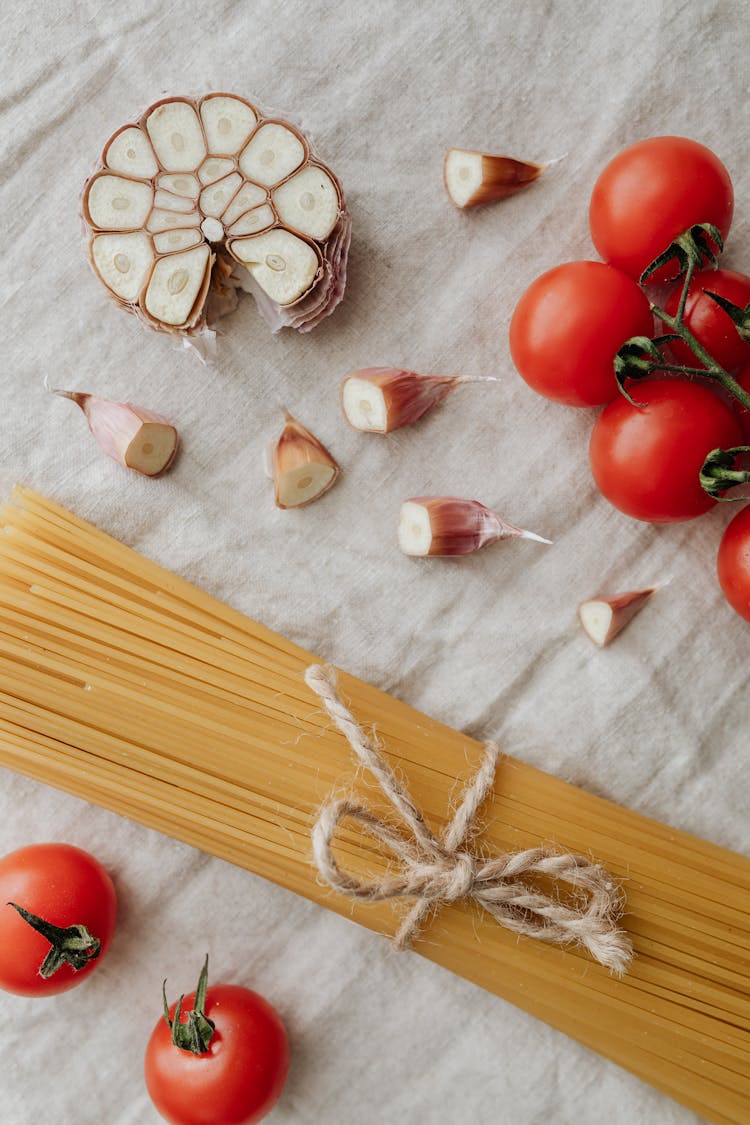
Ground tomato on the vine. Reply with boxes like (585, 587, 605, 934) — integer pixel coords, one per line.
(589, 379, 743, 523)
(0, 843, 116, 996)
(145, 957, 289, 1125)
(663, 268, 750, 372)
(589, 137, 734, 280)
(732, 360, 750, 440)
(509, 260, 653, 406)
(718, 504, 750, 620)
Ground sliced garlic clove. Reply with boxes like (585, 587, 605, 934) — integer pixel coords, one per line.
(143, 244, 212, 327)
(578, 588, 656, 647)
(51, 391, 178, 477)
(221, 182, 268, 226)
(157, 173, 200, 199)
(226, 204, 275, 237)
(153, 188, 197, 214)
(199, 172, 243, 218)
(341, 368, 459, 433)
(272, 165, 340, 240)
(91, 232, 154, 302)
(272, 412, 340, 509)
(444, 148, 543, 208)
(229, 229, 319, 305)
(239, 122, 306, 187)
(398, 497, 551, 557)
(153, 229, 204, 254)
(104, 126, 159, 180)
(147, 209, 201, 234)
(84, 173, 154, 231)
(198, 157, 236, 186)
(146, 99, 206, 171)
(200, 94, 257, 155)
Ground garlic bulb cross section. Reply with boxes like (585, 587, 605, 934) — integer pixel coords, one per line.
(81, 93, 350, 338)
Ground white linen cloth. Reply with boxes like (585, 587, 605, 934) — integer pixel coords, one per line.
(1, 1, 747, 1121)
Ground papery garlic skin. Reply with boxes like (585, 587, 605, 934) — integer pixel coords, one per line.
(444, 148, 544, 208)
(398, 497, 551, 557)
(54, 391, 178, 477)
(273, 413, 340, 509)
(578, 588, 656, 647)
(81, 93, 351, 342)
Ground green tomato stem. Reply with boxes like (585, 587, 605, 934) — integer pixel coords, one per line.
(162, 953, 216, 1055)
(674, 258, 696, 324)
(652, 306, 750, 413)
(8, 902, 101, 977)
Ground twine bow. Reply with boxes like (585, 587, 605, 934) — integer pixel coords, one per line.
(305, 665, 632, 974)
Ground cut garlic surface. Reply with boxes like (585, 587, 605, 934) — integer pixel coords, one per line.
(444, 148, 544, 208)
(82, 93, 350, 338)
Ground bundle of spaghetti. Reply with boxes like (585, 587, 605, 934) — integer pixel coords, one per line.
(0, 486, 747, 1124)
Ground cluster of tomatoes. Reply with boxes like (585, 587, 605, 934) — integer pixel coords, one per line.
(0, 843, 288, 1125)
(509, 135, 750, 622)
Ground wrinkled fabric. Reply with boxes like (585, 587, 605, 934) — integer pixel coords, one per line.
(1, 1, 747, 1121)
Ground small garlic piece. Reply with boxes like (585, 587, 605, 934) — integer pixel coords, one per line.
(444, 148, 544, 209)
(272, 412, 340, 509)
(51, 389, 178, 477)
(578, 587, 657, 647)
(340, 367, 498, 433)
(398, 497, 551, 557)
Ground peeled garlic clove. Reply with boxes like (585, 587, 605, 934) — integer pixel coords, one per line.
(398, 497, 551, 557)
(341, 368, 459, 433)
(272, 413, 340, 509)
(444, 148, 544, 209)
(52, 391, 178, 477)
(578, 588, 656, 647)
(239, 121, 307, 187)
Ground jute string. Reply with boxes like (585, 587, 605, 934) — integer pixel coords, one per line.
(305, 665, 633, 974)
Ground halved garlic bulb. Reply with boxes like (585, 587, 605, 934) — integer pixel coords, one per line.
(81, 93, 351, 340)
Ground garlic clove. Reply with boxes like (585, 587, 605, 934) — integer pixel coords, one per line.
(51, 391, 178, 477)
(272, 413, 340, 509)
(199, 173, 243, 218)
(229, 229, 320, 305)
(90, 232, 154, 303)
(197, 157, 237, 186)
(226, 205, 276, 237)
(200, 94, 258, 155)
(153, 228, 204, 254)
(341, 368, 459, 433)
(83, 173, 154, 231)
(272, 165, 340, 241)
(578, 588, 656, 647)
(145, 99, 206, 172)
(221, 182, 268, 226)
(146, 208, 202, 234)
(104, 126, 159, 180)
(444, 148, 544, 209)
(142, 244, 212, 327)
(153, 188, 197, 214)
(156, 173, 200, 199)
(398, 497, 551, 557)
(239, 122, 307, 187)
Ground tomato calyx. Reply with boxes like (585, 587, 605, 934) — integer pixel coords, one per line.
(639, 222, 724, 285)
(8, 901, 101, 978)
(702, 290, 750, 344)
(163, 954, 216, 1055)
(613, 334, 682, 406)
(700, 446, 750, 501)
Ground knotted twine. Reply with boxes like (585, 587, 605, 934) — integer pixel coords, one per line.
(305, 665, 633, 974)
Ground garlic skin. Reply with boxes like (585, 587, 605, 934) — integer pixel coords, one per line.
(341, 368, 458, 433)
(398, 497, 552, 557)
(444, 148, 544, 208)
(578, 588, 656, 647)
(81, 93, 351, 342)
(273, 413, 340, 509)
(53, 390, 178, 477)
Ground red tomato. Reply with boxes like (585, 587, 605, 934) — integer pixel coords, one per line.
(589, 137, 734, 280)
(663, 269, 750, 372)
(0, 843, 116, 996)
(145, 980, 289, 1125)
(718, 504, 750, 621)
(731, 361, 750, 440)
(589, 379, 743, 522)
(509, 260, 653, 406)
